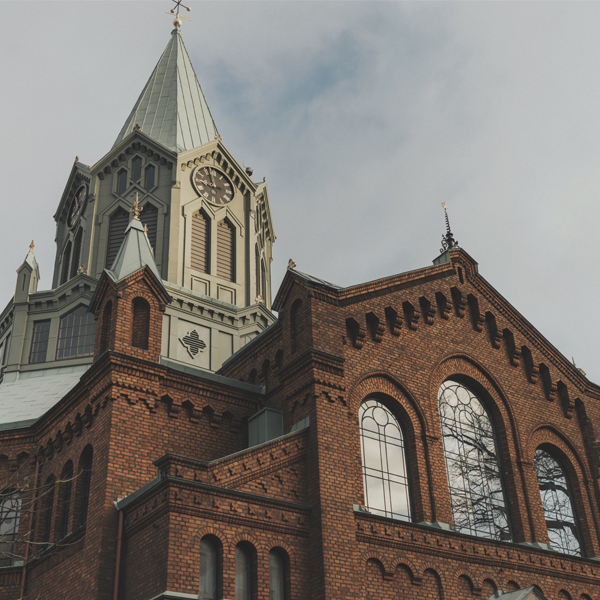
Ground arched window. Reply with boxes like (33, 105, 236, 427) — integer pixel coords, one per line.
(99, 301, 112, 354)
(216, 219, 234, 282)
(58, 461, 73, 539)
(255, 245, 260, 298)
(70, 228, 84, 280)
(235, 542, 254, 600)
(41, 475, 55, 544)
(534, 448, 581, 556)
(144, 165, 155, 190)
(191, 211, 210, 274)
(141, 203, 158, 252)
(132, 156, 142, 182)
(359, 399, 411, 521)
(60, 241, 72, 285)
(199, 536, 219, 600)
(131, 298, 150, 350)
(0, 490, 21, 566)
(56, 306, 96, 359)
(116, 169, 127, 195)
(77, 446, 93, 527)
(261, 259, 266, 303)
(269, 549, 288, 600)
(438, 380, 511, 541)
(106, 208, 129, 269)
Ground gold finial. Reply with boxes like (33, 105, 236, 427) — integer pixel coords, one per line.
(144, 223, 149, 235)
(440, 202, 458, 253)
(214, 133, 222, 141)
(166, 0, 192, 28)
(288, 258, 296, 270)
(441, 202, 448, 210)
(75, 156, 79, 163)
(572, 357, 587, 377)
(77, 265, 88, 275)
(29, 240, 34, 252)
(131, 192, 143, 221)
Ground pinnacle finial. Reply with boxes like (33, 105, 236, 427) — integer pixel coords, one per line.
(288, 258, 297, 270)
(29, 240, 34, 253)
(440, 203, 458, 253)
(167, 0, 191, 28)
(131, 193, 143, 221)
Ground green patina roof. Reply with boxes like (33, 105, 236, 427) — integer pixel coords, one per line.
(113, 28, 218, 153)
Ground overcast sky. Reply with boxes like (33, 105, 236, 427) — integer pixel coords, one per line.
(1, 1, 599, 383)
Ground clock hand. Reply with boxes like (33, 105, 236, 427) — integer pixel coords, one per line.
(209, 169, 216, 186)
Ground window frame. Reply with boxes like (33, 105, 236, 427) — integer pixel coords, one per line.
(56, 305, 96, 360)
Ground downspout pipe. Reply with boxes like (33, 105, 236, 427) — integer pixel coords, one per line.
(112, 507, 124, 600)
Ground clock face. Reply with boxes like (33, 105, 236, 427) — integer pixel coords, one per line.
(68, 185, 87, 228)
(192, 166, 234, 206)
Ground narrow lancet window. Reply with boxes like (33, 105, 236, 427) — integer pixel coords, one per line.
(438, 380, 511, 541)
(235, 543, 253, 600)
(359, 399, 411, 521)
(269, 550, 286, 600)
(199, 537, 218, 599)
(535, 448, 581, 556)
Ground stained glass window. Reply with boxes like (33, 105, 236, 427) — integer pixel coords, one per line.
(56, 306, 96, 360)
(438, 380, 512, 541)
(535, 448, 581, 556)
(30, 320, 51, 364)
(359, 399, 411, 521)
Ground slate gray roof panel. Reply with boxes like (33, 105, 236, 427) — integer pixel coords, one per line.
(0, 365, 90, 429)
(114, 28, 217, 153)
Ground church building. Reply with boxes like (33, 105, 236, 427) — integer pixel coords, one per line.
(1, 13, 600, 600)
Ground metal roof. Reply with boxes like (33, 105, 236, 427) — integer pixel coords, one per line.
(113, 28, 218, 153)
(107, 218, 162, 283)
(0, 365, 90, 430)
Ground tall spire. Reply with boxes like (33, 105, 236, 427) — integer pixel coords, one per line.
(440, 202, 458, 253)
(113, 29, 218, 153)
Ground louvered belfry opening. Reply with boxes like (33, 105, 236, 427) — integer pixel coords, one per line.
(191, 210, 210, 273)
(216, 219, 234, 281)
(105, 208, 129, 269)
(61, 241, 72, 285)
(141, 203, 158, 252)
(70, 228, 83, 279)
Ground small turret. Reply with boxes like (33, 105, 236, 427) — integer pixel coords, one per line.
(14, 241, 40, 303)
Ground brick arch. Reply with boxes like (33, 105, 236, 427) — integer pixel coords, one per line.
(554, 585, 574, 600)
(527, 425, 599, 557)
(452, 568, 482, 594)
(229, 532, 262, 553)
(421, 565, 445, 600)
(192, 525, 226, 544)
(390, 557, 420, 583)
(265, 539, 295, 567)
(429, 354, 523, 455)
(361, 550, 392, 575)
(429, 353, 530, 537)
(349, 371, 432, 522)
(347, 370, 428, 434)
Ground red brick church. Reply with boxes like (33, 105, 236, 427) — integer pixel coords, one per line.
(1, 15, 599, 600)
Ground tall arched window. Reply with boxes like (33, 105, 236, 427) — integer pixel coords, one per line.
(359, 399, 411, 521)
(191, 211, 210, 274)
(0, 490, 21, 566)
(106, 208, 129, 269)
(131, 298, 150, 350)
(77, 446, 93, 527)
(235, 542, 254, 600)
(144, 165, 155, 190)
(255, 245, 260, 298)
(269, 549, 287, 600)
(41, 475, 55, 544)
(260, 259, 266, 303)
(56, 306, 96, 359)
(199, 536, 219, 600)
(132, 156, 142, 182)
(438, 380, 511, 541)
(216, 219, 234, 282)
(290, 300, 301, 354)
(58, 461, 73, 539)
(534, 448, 581, 556)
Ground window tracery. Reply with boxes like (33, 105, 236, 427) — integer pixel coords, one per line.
(534, 448, 581, 556)
(438, 380, 511, 541)
(359, 398, 411, 521)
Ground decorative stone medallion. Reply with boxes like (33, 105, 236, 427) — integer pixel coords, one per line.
(179, 329, 207, 359)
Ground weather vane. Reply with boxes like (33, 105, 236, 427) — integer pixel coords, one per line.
(440, 202, 458, 253)
(167, 0, 192, 29)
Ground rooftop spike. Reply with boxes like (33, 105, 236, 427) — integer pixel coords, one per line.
(113, 28, 218, 153)
(440, 202, 458, 253)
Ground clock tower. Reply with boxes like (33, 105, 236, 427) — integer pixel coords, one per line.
(1, 24, 275, 378)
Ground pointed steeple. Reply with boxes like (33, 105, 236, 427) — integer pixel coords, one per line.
(113, 29, 218, 153)
(107, 218, 161, 283)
